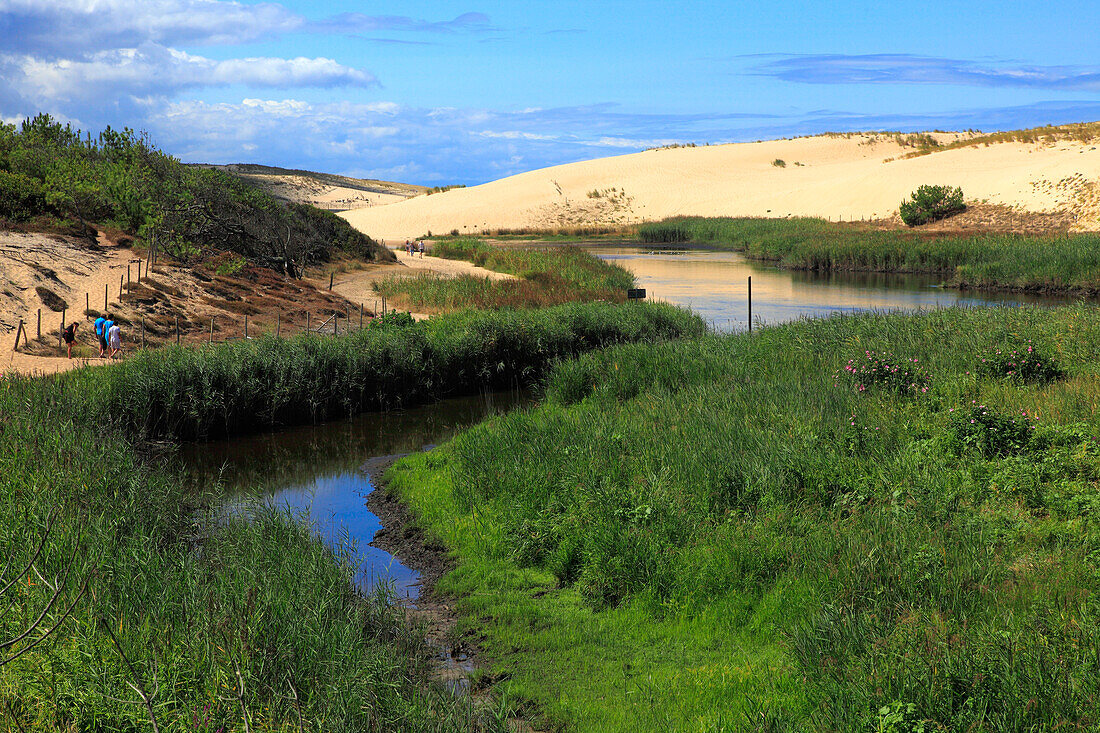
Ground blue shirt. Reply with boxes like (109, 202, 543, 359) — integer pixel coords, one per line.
(103, 320, 114, 337)
(94, 317, 106, 336)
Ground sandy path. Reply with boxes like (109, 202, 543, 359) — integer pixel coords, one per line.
(323, 245, 514, 319)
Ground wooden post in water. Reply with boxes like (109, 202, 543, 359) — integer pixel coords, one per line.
(747, 276, 752, 333)
(36, 308, 41, 339)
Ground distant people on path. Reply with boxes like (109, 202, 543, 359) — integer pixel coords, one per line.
(94, 313, 108, 357)
(62, 322, 78, 359)
(417, 240, 425, 258)
(107, 322, 122, 359)
(405, 239, 412, 256)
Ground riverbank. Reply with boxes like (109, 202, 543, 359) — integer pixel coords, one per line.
(638, 217, 1100, 297)
(385, 304, 1100, 730)
(0, 302, 701, 730)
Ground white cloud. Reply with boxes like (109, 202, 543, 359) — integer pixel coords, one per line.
(9, 45, 375, 104)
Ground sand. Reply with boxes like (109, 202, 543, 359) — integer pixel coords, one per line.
(1, 230, 139, 375)
(340, 133, 1100, 240)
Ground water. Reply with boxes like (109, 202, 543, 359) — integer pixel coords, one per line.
(588, 245, 1076, 332)
(180, 390, 527, 601)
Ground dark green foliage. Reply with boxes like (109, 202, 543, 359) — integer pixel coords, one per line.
(0, 170, 46, 221)
(0, 113, 392, 272)
(899, 184, 966, 226)
(948, 402, 1036, 457)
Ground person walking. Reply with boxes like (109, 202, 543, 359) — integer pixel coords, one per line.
(94, 313, 108, 357)
(417, 240, 425, 258)
(62, 322, 78, 359)
(107, 321, 122, 359)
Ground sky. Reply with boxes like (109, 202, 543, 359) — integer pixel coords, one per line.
(2, 0, 1100, 185)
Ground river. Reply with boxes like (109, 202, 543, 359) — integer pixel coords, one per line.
(586, 245, 1075, 332)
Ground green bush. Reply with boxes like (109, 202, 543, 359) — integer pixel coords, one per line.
(0, 169, 47, 221)
(899, 184, 965, 226)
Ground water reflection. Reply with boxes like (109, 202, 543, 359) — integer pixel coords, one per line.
(182, 390, 528, 599)
(590, 246, 1078, 332)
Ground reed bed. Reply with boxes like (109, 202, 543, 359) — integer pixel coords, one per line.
(638, 217, 1100, 293)
(0, 301, 702, 730)
(374, 239, 635, 312)
(388, 304, 1100, 730)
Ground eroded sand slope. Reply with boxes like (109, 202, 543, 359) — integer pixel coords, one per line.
(341, 133, 1100, 240)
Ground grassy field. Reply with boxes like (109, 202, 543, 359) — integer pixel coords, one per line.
(638, 217, 1100, 293)
(388, 304, 1100, 731)
(373, 238, 635, 312)
(0, 302, 702, 730)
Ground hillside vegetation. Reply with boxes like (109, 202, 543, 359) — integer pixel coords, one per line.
(0, 114, 393, 275)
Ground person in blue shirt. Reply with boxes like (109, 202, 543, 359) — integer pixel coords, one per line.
(101, 315, 115, 358)
(94, 313, 107, 357)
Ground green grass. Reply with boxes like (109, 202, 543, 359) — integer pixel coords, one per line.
(374, 238, 635, 312)
(637, 217, 1100, 293)
(388, 304, 1100, 731)
(0, 301, 702, 730)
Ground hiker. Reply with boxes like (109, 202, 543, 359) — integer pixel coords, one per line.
(417, 240, 425, 258)
(62, 322, 78, 359)
(103, 314, 115, 357)
(107, 321, 122, 359)
(406, 239, 413, 256)
(94, 313, 108, 357)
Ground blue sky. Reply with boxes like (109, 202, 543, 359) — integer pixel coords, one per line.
(2, 0, 1099, 184)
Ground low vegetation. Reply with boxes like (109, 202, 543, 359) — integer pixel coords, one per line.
(0, 114, 392, 274)
(373, 238, 636, 312)
(0, 301, 702, 729)
(899, 184, 966, 226)
(389, 304, 1100, 730)
(637, 216, 1100, 293)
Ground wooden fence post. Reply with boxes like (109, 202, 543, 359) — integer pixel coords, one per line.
(60, 309, 65, 344)
(244, 315, 248, 339)
(175, 316, 180, 345)
(329, 272, 334, 290)
(13, 319, 23, 351)
(359, 303, 363, 329)
(141, 319, 145, 349)
(127, 264, 131, 288)
(276, 312, 281, 338)
(209, 317, 214, 343)
(306, 312, 311, 333)
(333, 313, 338, 336)
(104, 284, 108, 311)
(747, 276, 752, 333)
(36, 308, 41, 339)
(119, 275, 124, 299)
(85, 292, 89, 316)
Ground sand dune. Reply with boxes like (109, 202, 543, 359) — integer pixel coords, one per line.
(340, 132, 1100, 240)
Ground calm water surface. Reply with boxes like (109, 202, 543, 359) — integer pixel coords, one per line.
(181, 390, 528, 601)
(588, 245, 1076, 331)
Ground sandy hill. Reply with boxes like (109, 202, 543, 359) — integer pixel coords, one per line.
(340, 127, 1100, 240)
(196, 163, 429, 212)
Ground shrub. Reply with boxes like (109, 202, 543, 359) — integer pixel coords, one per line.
(976, 340, 1062, 383)
(899, 184, 965, 226)
(838, 351, 930, 394)
(0, 169, 47, 221)
(772, 158, 786, 167)
(948, 402, 1036, 457)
